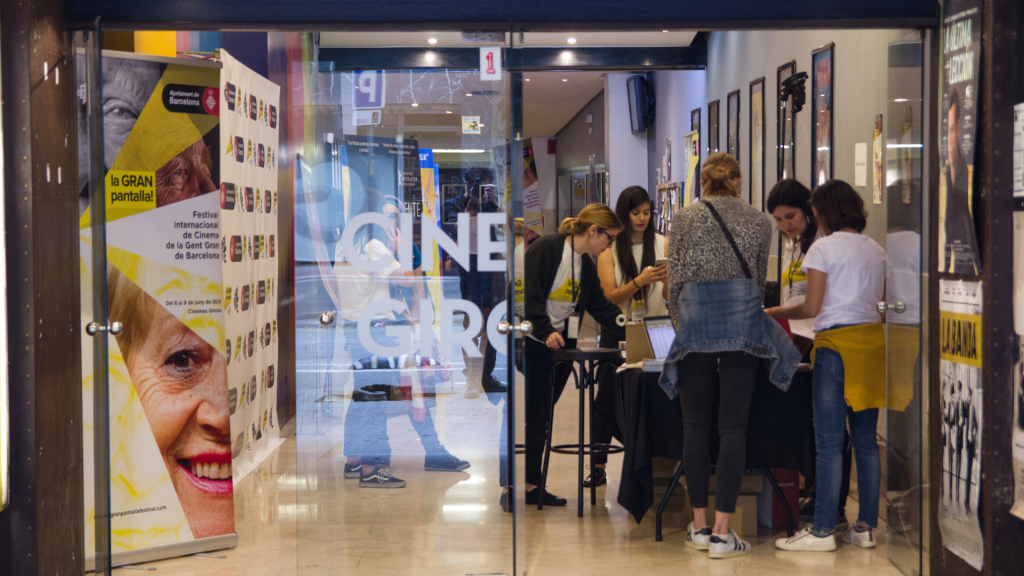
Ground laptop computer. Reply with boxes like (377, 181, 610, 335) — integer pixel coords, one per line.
(624, 315, 675, 364)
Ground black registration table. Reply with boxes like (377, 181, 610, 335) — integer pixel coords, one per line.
(612, 364, 815, 537)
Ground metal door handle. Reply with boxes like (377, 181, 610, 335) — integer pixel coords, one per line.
(876, 301, 906, 314)
(320, 311, 337, 326)
(496, 320, 532, 336)
(86, 321, 123, 336)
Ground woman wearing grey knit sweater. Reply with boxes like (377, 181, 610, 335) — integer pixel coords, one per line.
(662, 152, 797, 559)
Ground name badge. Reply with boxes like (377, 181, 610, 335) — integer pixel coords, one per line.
(630, 298, 647, 322)
(567, 313, 581, 340)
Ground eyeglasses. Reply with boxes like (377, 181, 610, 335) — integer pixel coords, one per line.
(598, 228, 617, 243)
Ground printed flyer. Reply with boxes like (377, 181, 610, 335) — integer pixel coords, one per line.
(78, 52, 233, 562)
(938, 278, 984, 570)
(938, 0, 982, 275)
(219, 51, 283, 483)
(522, 138, 543, 244)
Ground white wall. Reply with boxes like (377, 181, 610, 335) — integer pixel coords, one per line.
(605, 73, 649, 209)
(532, 138, 559, 234)
(648, 70, 706, 195)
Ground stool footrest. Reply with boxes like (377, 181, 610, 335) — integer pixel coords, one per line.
(550, 442, 624, 456)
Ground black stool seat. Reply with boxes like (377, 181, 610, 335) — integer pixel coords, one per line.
(539, 346, 625, 516)
(552, 347, 623, 363)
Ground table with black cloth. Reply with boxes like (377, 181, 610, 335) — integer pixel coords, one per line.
(612, 363, 815, 531)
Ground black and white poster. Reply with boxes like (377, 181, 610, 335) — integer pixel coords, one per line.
(938, 0, 982, 275)
(1011, 334, 1024, 521)
(939, 279, 984, 570)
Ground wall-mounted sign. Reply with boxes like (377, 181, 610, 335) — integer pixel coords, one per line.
(462, 116, 481, 134)
(353, 70, 386, 109)
(479, 47, 501, 81)
(353, 109, 382, 126)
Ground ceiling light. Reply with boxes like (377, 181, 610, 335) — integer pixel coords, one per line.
(446, 110, 452, 114)
(466, 93, 473, 97)
(562, 78, 568, 82)
(663, 30, 669, 33)
(424, 51, 436, 63)
(411, 103, 418, 107)
(525, 78, 531, 81)
(428, 37, 438, 44)
(567, 37, 577, 44)
(432, 149, 486, 154)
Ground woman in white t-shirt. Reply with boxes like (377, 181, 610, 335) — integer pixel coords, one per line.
(767, 179, 821, 357)
(768, 180, 886, 553)
(587, 186, 668, 487)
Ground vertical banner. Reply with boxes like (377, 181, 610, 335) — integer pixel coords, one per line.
(78, 53, 235, 563)
(219, 51, 283, 482)
(938, 279, 984, 570)
(938, 0, 982, 274)
(522, 138, 543, 244)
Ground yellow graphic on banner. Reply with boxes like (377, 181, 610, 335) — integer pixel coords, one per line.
(940, 310, 981, 368)
(106, 170, 157, 221)
(548, 279, 580, 302)
(107, 246, 225, 353)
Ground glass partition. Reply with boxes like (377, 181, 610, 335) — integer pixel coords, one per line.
(293, 37, 517, 575)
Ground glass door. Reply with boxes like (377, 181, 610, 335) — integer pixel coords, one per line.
(293, 31, 518, 575)
(883, 30, 927, 576)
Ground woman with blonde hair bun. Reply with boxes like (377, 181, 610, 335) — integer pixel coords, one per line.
(515, 203, 625, 508)
(662, 152, 800, 558)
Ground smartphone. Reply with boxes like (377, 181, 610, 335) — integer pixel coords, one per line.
(655, 258, 669, 268)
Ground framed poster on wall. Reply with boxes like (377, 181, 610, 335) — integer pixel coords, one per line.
(777, 61, 796, 181)
(812, 43, 835, 187)
(727, 90, 740, 163)
(708, 99, 720, 154)
(691, 107, 701, 171)
(750, 77, 766, 210)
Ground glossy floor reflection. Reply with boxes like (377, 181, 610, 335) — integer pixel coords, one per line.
(116, 365, 906, 576)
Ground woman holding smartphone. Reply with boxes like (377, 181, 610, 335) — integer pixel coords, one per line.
(522, 203, 625, 506)
(585, 186, 668, 487)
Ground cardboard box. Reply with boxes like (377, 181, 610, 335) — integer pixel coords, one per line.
(683, 493, 760, 537)
(756, 468, 801, 529)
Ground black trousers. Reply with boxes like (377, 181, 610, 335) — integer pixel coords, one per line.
(591, 331, 623, 465)
(678, 351, 760, 513)
(524, 336, 575, 486)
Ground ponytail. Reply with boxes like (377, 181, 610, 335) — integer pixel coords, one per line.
(559, 203, 621, 235)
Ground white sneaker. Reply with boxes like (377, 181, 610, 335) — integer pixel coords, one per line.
(842, 527, 877, 548)
(708, 529, 752, 559)
(775, 527, 837, 551)
(684, 521, 712, 551)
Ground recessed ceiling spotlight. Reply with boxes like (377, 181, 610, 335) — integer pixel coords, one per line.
(424, 51, 436, 63)
(428, 37, 438, 44)
(446, 110, 453, 114)
(466, 93, 473, 97)
(663, 30, 669, 33)
(525, 78, 531, 81)
(567, 37, 577, 44)
(562, 78, 568, 82)
(411, 103, 419, 107)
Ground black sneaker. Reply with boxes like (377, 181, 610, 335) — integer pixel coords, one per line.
(525, 488, 567, 507)
(799, 497, 815, 521)
(481, 374, 507, 393)
(582, 466, 607, 487)
(500, 491, 513, 513)
(424, 451, 471, 472)
(344, 463, 362, 479)
(359, 466, 406, 489)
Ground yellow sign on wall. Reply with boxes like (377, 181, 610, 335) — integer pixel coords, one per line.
(940, 310, 982, 368)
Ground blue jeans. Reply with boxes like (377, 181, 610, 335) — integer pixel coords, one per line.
(812, 347, 880, 532)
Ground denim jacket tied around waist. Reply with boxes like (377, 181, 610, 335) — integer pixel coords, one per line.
(659, 277, 801, 400)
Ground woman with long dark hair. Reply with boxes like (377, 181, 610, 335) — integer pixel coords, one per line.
(584, 186, 668, 487)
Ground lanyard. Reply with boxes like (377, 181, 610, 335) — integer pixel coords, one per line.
(570, 236, 580, 311)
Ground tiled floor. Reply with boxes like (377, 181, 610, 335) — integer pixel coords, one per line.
(115, 354, 914, 576)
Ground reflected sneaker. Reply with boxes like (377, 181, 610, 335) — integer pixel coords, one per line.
(344, 463, 362, 479)
(708, 529, 752, 559)
(359, 466, 406, 489)
(481, 374, 507, 393)
(424, 451, 470, 472)
(684, 521, 712, 551)
(500, 491, 512, 513)
(842, 526, 877, 548)
(775, 527, 837, 551)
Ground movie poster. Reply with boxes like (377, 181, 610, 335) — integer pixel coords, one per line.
(522, 138, 543, 244)
(750, 79, 764, 210)
(219, 51, 283, 482)
(78, 52, 234, 563)
(811, 44, 834, 187)
(938, 279, 984, 570)
(938, 0, 982, 275)
(873, 115, 884, 204)
(1011, 333, 1024, 521)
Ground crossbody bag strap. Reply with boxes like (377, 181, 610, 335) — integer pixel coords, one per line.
(701, 200, 753, 279)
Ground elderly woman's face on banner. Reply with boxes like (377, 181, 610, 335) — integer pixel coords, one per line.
(115, 279, 234, 539)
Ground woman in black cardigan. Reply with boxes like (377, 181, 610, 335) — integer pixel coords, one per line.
(522, 203, 625, 506)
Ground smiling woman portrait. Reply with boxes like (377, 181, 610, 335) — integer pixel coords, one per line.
(107, 265, 235, 539)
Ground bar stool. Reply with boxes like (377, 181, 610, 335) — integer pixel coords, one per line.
(538, 347, 625, 516)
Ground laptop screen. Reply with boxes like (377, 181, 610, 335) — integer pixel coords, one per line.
(644, 317, 676, 359)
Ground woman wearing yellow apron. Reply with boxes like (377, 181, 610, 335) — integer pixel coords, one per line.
(768, 180, 886, 551)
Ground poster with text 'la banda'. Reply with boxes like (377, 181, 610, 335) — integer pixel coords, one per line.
(938, 278, 983, 570)
(220, 51, 283, 484)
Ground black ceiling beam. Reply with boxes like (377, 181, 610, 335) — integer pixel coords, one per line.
(69, 0, 937, 30)
(318, 45, 706, 71)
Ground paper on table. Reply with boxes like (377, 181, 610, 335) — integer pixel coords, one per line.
(855, 142, 868, 188)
